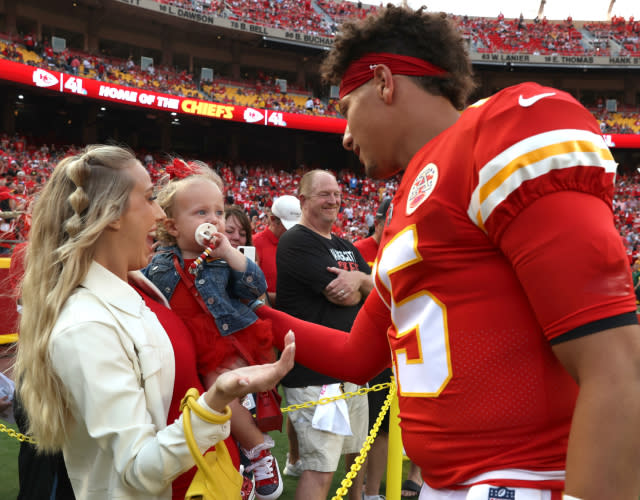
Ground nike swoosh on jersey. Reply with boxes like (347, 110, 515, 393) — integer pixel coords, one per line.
(518, 92, 557, 107)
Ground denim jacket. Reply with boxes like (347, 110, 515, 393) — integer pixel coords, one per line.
(142, 245, 267, 336)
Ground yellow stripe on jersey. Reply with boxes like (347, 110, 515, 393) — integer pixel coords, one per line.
(467, 129, 616, 231)
(466, 97, 490, 109)
(479, 139, 612, 205)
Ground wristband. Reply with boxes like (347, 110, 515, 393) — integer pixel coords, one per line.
(248, 298, 265, 311)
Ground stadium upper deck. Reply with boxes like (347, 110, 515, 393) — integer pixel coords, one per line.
(135, 0, 640, 66)
(0, 0, 639, 152)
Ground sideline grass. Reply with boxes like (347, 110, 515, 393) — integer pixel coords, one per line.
(0, 416, 367, 500)
(0, 421, 20, 499)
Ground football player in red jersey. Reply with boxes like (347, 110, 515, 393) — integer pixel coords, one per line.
(258, 5, 640, 500)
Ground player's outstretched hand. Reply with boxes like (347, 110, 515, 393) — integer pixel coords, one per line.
(204, 330, 295, 412)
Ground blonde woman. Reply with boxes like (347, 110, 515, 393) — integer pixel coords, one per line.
(14, 145, 294, 500)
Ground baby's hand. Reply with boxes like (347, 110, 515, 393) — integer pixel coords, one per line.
(194, 223, 247, 271)
(195, 223, 231, 258)
(207, 230, 233, 259)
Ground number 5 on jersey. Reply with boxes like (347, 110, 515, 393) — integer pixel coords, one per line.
(376, 225, 452, 397)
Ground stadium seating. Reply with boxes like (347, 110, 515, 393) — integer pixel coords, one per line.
(222, 0, 332, 36)
(0, 134, 397, 244)
(3, 134, 640, 261)
(457, 16, 598, 56)
(145, 0, 637, 58)
(584, 17, 640, 57)
(590, 107, 640, 134)
(5, 27, 640, 124)
(0, 35, 340, 117)
(6, 2, 637, 122)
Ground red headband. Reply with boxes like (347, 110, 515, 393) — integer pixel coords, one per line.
(338, 52, 448, 100)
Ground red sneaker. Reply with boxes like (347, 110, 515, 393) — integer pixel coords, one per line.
(244, 449, 283, 500)
(241, 472, 256, 500)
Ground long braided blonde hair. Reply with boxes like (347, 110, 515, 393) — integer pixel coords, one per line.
(14, 145, 137, 451)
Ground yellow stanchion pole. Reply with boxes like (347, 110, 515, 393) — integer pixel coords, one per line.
(385, 376, 402, 500)
(0, 333, 18, 344)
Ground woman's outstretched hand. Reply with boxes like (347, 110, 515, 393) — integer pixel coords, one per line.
(204, 330, 295, 412)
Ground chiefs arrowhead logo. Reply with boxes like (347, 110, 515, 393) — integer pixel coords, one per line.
(407, 163, 438, 215)
(32, 68, 58, 88)
(243, 108, 264, 123)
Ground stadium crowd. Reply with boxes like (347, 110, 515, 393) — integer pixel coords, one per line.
(584, 15, 640, 56)
(0, 34, 341, 118)
(1, 1, 640, 123)
(0, 134, 398, 252)
(2, 31, 640, 127)
(146, 0, 640, 56)
(458, 14, 593, 56)
(149, 0, 640, 60)
(2, 133, 640, 268)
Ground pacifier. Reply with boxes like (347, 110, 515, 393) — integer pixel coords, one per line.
(195, 223, 217, 248)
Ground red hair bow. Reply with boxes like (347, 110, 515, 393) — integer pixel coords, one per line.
(166, 158, 199, 179)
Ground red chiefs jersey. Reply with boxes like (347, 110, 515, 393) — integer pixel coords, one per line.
(373, 83, 635, 489)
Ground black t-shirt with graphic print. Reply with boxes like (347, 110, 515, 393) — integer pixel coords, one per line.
(276, 224, 370, 387)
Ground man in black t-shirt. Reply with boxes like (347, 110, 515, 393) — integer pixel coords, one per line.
(276, 169, 373, 500)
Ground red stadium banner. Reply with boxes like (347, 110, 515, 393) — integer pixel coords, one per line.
(1, 59, 640, 148)
(0, 59, 347, 134)
(602, 134, 640, 149)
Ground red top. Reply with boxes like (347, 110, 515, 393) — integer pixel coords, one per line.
(169, 258, 274, 376)
(253, 227, 279, 293)
(353, 236, 378, 267)
(135, 287, 241, 499)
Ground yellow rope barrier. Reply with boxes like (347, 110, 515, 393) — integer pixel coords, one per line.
(0, 259, 409, 497)
(0, 422, 36, 444)
(330, 380, 396, 500)
(1, 379, 405, 500)
(1, 383, 394, 445)
(281, 382, 391, 413)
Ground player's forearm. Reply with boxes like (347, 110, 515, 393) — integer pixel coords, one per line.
(256, 304, 390, 384)
(563, 364, 640, 498)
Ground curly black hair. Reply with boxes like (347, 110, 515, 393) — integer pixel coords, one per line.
(321, 4, 476, 110)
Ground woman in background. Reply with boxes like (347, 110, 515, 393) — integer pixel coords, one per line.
(225, 204, 253, 248)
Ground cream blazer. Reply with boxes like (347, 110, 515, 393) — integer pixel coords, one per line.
(49, 261, 230, 499)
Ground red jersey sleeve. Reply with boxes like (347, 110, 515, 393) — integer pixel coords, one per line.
(466, 83, 617, 244)
(461, 82, 630, 340)
(499, 190, 637, 341)
(257, 291, 392, 384)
